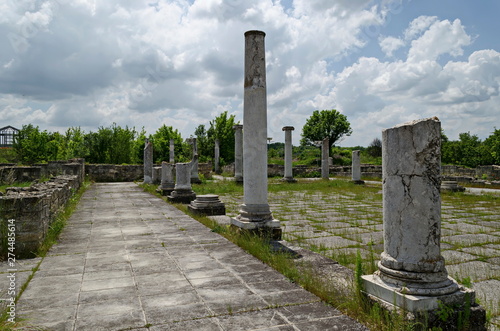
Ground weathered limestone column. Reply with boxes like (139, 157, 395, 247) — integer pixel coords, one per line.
(169, 139, 175, 163)
(143, 139, 153, 184)
(214, 139, 221, 174)
(282, 126, 296, 183)
(362, 117, 475, 315)
(189, 138, 201, 184)
(321, 137, 329, 180)
(231, 30, 280, 239)
(159, 161, 175, 196)
(167, 162, 196, 203)
(351, 150, 364, 184)
(233, 124, 243, 183)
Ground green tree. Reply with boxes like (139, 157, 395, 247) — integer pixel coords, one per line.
(366, 137, 382, 158)
(65, 127, 88, 159)
(197, 111, 238, 166)
(13, 124, 52, 164)
(150, 125, 184, 163)
(483, 128, 500, 165)
(300, 109, 352, 150)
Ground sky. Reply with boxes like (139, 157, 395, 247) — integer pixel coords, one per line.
(1, 0, 499, 147)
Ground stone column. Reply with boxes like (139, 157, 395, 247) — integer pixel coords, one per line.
(214, 139, 221, 174)
(362, 117, 471, 314)
(351, 150, 364, 184)
(169, 139, 175, 163)
(159, 161, 175, 196)
(167, 162, 196, 203)
(282, 126, 296, 182)
(231, 30, 280, 239)
(233, 124, 243, 183)
(321, 137, 329, 180)
(143, 139, 153, 184)
(189, 138, 201, 184)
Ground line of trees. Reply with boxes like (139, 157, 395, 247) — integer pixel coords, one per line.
(11, 111, 240, 166)
(9, 109, 499, 168)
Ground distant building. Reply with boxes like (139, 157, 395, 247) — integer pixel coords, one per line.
(0, 126, 20, 148)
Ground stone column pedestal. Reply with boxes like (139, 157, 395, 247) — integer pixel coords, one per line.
(158, 162, 175, 196)
(440, 180, 465, 192)
(362, 118, 483, 326)
(188, 194, 226, 216)
(351, 150, 364, 185)
(230, 30, 281, 240)
(282, 126, 296, 183)
(168, 163, 196, 204)
(143, 140, 153, 184)
(321, 137, 329, 180)
(233, 124, 243, 184)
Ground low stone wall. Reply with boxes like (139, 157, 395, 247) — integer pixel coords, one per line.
(85, 164, 143, 182)
(0, 174, 83, 259)
(0, 159, 85, 184)
(84, 162, 213, 182)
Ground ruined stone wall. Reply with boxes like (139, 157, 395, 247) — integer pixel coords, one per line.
(0, 159, 85, 184)
(0, 173, 83, 259)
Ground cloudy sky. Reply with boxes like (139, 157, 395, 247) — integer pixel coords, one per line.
(1, 0, 499, 147)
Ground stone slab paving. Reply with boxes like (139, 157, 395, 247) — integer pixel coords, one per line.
(0, 182, 367, 331)
(219, 180, 500, 330)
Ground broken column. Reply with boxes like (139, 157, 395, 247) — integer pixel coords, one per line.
(231, 30, 281, 239)
(362, 118, 481, 324)
(159, 161, 175, 196)
(188, 194, 226, 216)
(143, 139, 153, 184)
(167, 162, 196, 204)
(321, 137, 329, 180)
(189, 138, 201, 184)
(214, 139, 221, 174)
(169, 139, 175, 163)
(282, 126, 296, 183)
(351, 150, 364, 184)
(233, 124, 243, 183)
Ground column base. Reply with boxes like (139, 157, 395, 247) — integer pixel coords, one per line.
(230, 218, 282, 240)
(167, 190, 196, 204)
(234, 176, 244, 184)
(143, 176, 153, 184)
(191, 177, 202, 184)
(281, 177, 297, 183)
(362, 273, 472, 312)
(362, 274, 486, 330)
(188, 194, 226, 216)
(351, 179, 365, 185)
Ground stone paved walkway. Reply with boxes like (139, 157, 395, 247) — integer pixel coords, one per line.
(2, 183, 368, 331)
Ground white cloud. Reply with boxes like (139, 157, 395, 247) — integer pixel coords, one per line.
(379, 36, 404, 57)
(404, 15, 438, 40)
(407, 18, 471, 62)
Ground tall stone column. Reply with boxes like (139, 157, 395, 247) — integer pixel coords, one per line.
(231, 30, 280, 239)
(362, 117, 474, 314)
(321, 137, 329, 180)
(189, 138, 201, 184)
(169, 139, 175, 163)
(233, 124, 243, 183)
(282, 126, 296, 182)
(214, 139, 221, 174)
(143, 139, 153, 184)
(351, 150, 364, 184)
